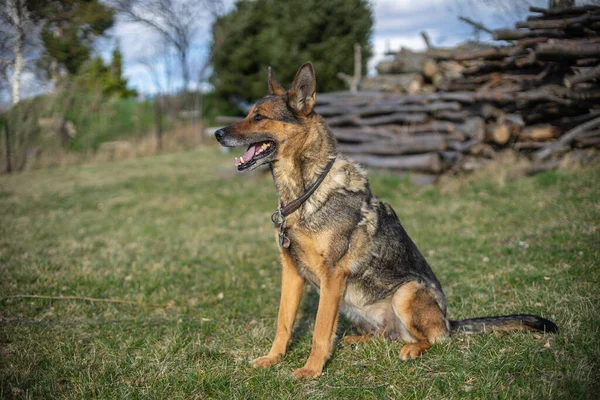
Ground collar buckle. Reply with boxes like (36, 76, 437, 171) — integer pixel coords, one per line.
(271, 209, 285, 226)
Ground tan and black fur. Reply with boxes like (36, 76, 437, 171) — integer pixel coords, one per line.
(214, 62, 558, 379)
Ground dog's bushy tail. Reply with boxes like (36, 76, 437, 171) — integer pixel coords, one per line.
(449, 314, 558, 335)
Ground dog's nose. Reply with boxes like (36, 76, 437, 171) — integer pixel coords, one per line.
(214, 128, 225, 142)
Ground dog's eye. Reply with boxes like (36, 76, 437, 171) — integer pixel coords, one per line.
(254, 114, 265, 122)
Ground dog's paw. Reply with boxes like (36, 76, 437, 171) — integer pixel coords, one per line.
(251, 354, 281, 368)
(399, 343, 424, 361)
(292, 366, 322, 380)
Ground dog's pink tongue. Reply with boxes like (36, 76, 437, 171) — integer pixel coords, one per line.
(235, 144, 257, 166)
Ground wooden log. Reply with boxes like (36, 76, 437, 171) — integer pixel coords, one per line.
(535, 40, 600, 59)
(573, 128, 600, 139)
(447, 137, 481, 153)
(458, 16, 494, 35)
(514, 141, 547, 150)
(493, 28, 567, 41)
(416, 92, 477, 103)
(514, 52, 538, 68)
(456, 117, 486, 140)
(440, 151, 462, 169)
(461, 61, 507, 75)
(552, 111, 600, 128)
(337, 134, 447, 155)
(486, 122, 511, 145)
(480, 104, 505, 120)
(566, 87, 600, 103)
(453, 47, 513, 61)
(564, 64, 600, 87)
(515, 12, 595, 30)
(316, 104, 361, 117)
(360, 113, 428, 126)
(519, 125, 560, 141)
(574, 136, 600, 147)
(534, 115, 600, 160)
(387, 121, 457, 134)
(360, 73, 422, 93)
(422, 59, 439, 79)
(575, 58, 600, 66)
(529, 5, 599, 17)
(325, 114, 362, 127)
(317, 91, 516, 109)
(516, 37, 551, 47)
(349, 153, 442, 173)
(315, 91, 384, 106)
(333, 130, 374, 144)
(332, 127, 395, 143)
(421, 31, 433, 50)
(354, 102, 461, 118)
(515, 87, 570, 105)
(333, 124, 461, 142)
(434, 110, 470, 121)
(425, 48, 462, 60)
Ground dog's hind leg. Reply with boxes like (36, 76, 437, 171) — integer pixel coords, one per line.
(391, 281, 449, 360)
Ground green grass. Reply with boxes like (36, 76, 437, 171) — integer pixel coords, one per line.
(1, 147, 598, 399)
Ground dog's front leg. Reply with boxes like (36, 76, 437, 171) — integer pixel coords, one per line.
(292, 271, 346, 379)
(252, 251, 305, 368)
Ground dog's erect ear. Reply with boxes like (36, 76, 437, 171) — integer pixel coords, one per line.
(288, 62, 316, 116)
(268, 67, 285, 96)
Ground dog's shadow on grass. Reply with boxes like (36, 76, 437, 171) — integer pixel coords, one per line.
(288, 286, 358, 353)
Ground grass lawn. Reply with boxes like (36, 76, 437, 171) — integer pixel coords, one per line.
(1, 146, 598, 399)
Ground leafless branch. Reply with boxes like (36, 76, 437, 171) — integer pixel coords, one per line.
(109, 0, 222, 93)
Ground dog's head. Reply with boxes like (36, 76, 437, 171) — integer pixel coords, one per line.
(214, 62, 318, 171)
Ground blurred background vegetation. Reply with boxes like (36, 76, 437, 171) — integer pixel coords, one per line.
(0, 0, 374, 173)
(1, 0, 597, 174)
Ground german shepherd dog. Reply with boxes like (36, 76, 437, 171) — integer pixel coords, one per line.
(214, 62, 558, 379)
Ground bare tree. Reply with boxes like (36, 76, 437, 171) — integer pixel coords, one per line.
(110, 0, 222, 93)
(0, 0, 40, 105)
(138, 41, 172, 152)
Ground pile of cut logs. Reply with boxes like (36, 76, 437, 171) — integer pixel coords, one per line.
(317, 5, 600, 175)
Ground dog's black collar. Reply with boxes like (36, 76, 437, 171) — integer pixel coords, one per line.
(271, 156, 337, 247)
(272, 155, 337, 221)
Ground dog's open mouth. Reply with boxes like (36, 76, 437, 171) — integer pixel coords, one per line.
(235, 140, 276, 171)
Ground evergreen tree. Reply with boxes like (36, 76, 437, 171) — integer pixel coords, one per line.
(75, 46, 137, 98)
(35, 0, 114, 81)
(210, 0, 373, 102)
